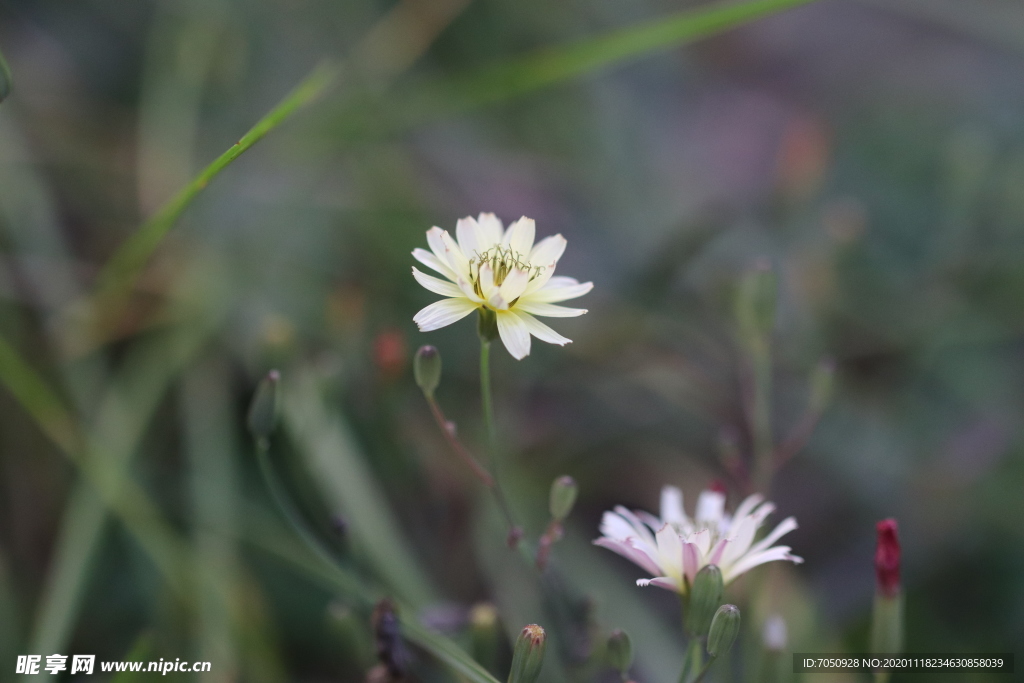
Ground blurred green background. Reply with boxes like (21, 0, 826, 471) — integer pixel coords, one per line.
(1, 0, 1022, 681)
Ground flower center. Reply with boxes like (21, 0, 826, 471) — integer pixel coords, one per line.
(469, 246, 544, 295)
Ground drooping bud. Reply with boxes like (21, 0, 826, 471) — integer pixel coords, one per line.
(605, 629, 633, 679)
(874, 518, 900, 598)
(0, 48, 11, 104)
(549, 476, 578, 521)
(246, 370, 280, 442)
(507, 624, 546, 683)
(871, 519, 903, 655)
(477, 308, 499, 343)
(707, 604, 741, 658)
(413, 345, 442, 396)
(686, 564, 724, 637)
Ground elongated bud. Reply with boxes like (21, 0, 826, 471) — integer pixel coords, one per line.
(874, 518, 900, 598)
(247, 370, 280, 441)
(0, 48, 11, 104)
(507, 624, 546, 683)
(735, 260, 777, 352)
(549, 476, 578, 521)
(605, 629, 633, 678)
(809, 358, 836, 414)
(707, 604, 741, 658)
(686, 564, 724, 637)
(871, 519, 903, 654)
(413, 345, 442, 396)
(477, 308, 499, 342)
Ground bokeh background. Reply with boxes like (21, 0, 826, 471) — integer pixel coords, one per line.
(1, 0, 1022, 681)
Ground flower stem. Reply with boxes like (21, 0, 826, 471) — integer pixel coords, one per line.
(480, 339, 496, 450)
(425, 395, 494, 487)
(479, 338, 522, 547)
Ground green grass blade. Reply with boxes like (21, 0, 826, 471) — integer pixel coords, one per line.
(94, 59, 340, 303)
(0, 45, 11, 104)
(243, 511, 501, 683)
(282, 370, 436, 609)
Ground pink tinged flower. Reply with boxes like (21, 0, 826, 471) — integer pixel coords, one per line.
(875, 518, 900, 598)
(593, 485, 803, 593)
(412, 214, 593, 360)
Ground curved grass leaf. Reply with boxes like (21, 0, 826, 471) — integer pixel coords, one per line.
(0, 46, 11, 104)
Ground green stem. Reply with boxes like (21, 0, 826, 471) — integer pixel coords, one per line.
(690, 655, 717, 683)
(480, 339, 496, 451)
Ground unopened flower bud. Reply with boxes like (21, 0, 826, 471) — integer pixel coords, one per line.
(413, 345, 442, 396)
(686, 564, 724, 637)
(872, 519, 903, 654)
(508, 624, 546, 683)
(549, 476, 578, 521)
(707, 604, 741, 658)
(469, 603, 500, 675)
(874, 518, 900, 598)
(605, 629, 633, 678)
(247, 370, 280, 441)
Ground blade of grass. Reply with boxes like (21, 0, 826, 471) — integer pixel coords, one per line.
(94, 59, 340, 304)
(282, 369, 436, 609)
(330, 0, 818, 137)
(182, 357, 242, 683)
(0, 44, 11, 104)
(242, 509, 501, 683)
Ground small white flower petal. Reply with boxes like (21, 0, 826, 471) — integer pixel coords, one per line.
(412, 248, 458, 281)
(496, 310, 531, 359)
(515, 301, 588, 318)
(412, 267, 463, 297)
(413, 298, 478, 332)
(476, 212, 503, 248)
(527, 278, 594, 303)
(682, 541, 700, 583)
(426, 227, 449, 262)
(748, 517, 798, 556)
(732, 494, 765, 523)
(696, 491, 726, 526)
(478, 263, 502, 306)
(655, 524, 683, 579)
(529, 234, 567, 266)
(593, 538, 662, 576)
(722, 546, 801, 584)
(515, 311, 571, 346)
(637, 577, 681, 592)
(456, 216, 483, 257)
(503, 216, 535, 256)
(440, 230, 471, 281)
(660, 486, 686, 527)
(498, 268, 531, 303)
(455, 277, 484, 304)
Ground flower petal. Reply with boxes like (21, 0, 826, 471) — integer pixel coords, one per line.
(515, 301, 587, 318)
(440, 229, 471, 281)
(655, 524, 683, 578)
(412, 267, 462, 297)
(593, 538, 662, 576)
(412, 248, 458, 281)
(748, 517, 798, 556)
(660, 486, 687, 528)
(498, 267, 531, 304)
(413, 298, 477, 332)
(732, 494, 765, 523)
(503, 216, 535, 256)
(456, 216, 483, 257)
(695, 491, 726, 526)
(476, 212, 503, 248)
(529, 234, 567, 266)
(496, 310, 531, 359)
(515, 311, 570, 346)
(637, 577, 681, 592)
(722, 546, 802, 584)
(478, 263, 499, 303)
(527, 278, 594, 303)
(426, 227, 449, 262)
(682, 541, 700, 583)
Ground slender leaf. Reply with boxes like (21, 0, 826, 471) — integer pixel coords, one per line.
(0, 45, 11, 104)
(282, 370, 436, 609)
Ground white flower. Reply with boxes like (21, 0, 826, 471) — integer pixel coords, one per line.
(594, 486, 803, 593)
(412, 213, 593, 360)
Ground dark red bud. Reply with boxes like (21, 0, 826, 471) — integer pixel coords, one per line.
(709, 479, 728, 495)
(875, 518, 900, 598)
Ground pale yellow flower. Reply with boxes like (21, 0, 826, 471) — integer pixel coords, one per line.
(412, 213, 592, 359)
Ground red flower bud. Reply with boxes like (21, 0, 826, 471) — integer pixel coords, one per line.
(874, 518, 900, 598)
